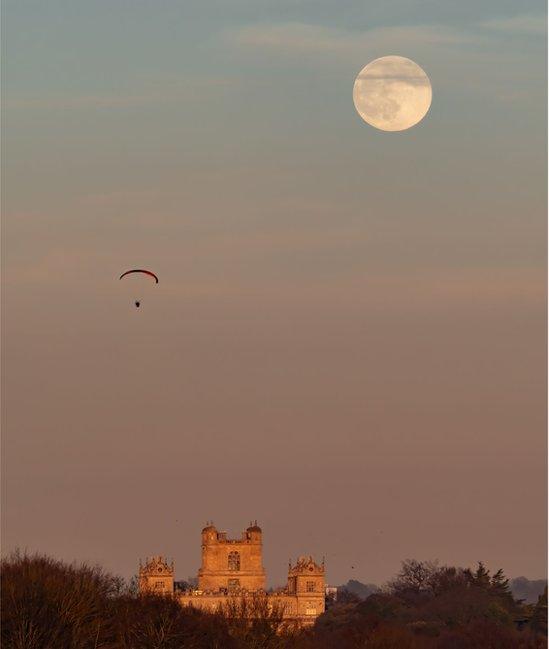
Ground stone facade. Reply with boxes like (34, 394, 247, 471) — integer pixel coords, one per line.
(139, 555, 174, 596)
(198, 521, 266, 592)
(139, 522, 325, 626)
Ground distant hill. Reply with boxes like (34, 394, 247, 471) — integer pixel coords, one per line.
(510, 577, 547, 604)
(338, 579, 380, 599)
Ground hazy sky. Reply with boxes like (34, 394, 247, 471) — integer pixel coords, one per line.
(2, 0, 546, 587)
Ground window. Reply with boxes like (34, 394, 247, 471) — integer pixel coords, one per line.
(154, 581, 165, 589)
(228, 578, 240, 591)
(228, 551, 240, 571)
(305, 606, 317, 616)
(306, 581, 315, 592)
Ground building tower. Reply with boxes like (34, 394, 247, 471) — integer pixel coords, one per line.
(198, 521, 266, 592)
(139, 555, 174, 595)
(287, 555, 325, 619)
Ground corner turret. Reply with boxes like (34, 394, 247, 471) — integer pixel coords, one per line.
(245, 520, 262, 543)
(202, 521, 218, 544)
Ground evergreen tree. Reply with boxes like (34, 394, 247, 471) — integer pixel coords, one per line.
(490, 568, 514, 603)
(472, 562, 491, 589)
(531, 586, 548, 635)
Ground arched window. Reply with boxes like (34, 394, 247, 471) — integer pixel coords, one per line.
(228, 551, 240, 571)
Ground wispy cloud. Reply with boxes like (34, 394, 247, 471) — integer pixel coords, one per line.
(4, 76, 239, 111)
(230, 22, 468, 58)
(480, 14, 546, 35)
(4, 94, 155, 110)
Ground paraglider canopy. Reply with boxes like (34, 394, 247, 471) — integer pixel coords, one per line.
(119, 270, 158, 308)
(119, 269, 158, 283)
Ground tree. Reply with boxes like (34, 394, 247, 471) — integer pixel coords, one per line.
(471, 562, 491, 589)
(490, 568, 515, 605)
(2, 550, 236, 649)
(113, 593, 235, 649)
(530, 587, 548, 636)
(387, 559, 439, 599)
(218, 594, 287, 648)
(429, 566, 471, 596)
(1, 550, 122, 649)
(336, 588, 362, 605)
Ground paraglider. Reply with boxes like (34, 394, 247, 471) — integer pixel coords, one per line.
(119, 269, 158, 308)
(119, 269, 158, 283)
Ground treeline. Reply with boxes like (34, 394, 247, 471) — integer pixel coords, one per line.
(322, 559, 547, 648)
(1, 552, 546, 648)
(338, 574, 548, 606)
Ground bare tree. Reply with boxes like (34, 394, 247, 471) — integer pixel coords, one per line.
(218, 593, 287, 648)
(387, 559, 439, 597)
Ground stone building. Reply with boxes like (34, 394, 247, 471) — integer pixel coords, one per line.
(198, 521, 266, 592)
(138, 555, 174, 596)
(139, 521, 325, 626)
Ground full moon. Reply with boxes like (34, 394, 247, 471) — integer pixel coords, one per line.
(353, 56, 432, 132)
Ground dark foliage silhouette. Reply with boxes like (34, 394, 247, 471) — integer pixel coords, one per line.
(2, 552, 546, 649)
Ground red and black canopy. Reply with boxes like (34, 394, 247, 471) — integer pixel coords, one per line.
(119, 269, 159, 283)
